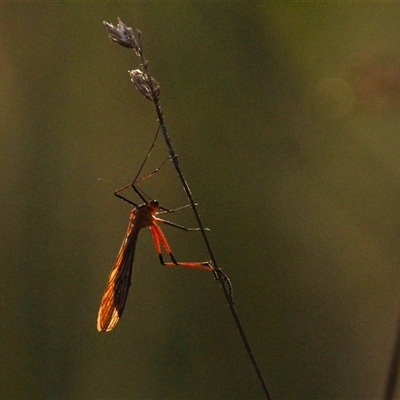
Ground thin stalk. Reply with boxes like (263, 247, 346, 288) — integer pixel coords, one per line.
(103, 19, 274, 400)
(384, 312, 400, 400)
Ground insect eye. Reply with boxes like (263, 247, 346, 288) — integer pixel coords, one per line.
(150, 200, 159, 208)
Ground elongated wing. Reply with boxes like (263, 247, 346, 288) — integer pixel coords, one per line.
(97, 209, 140, 332)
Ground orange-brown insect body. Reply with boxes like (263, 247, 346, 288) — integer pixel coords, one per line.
(97, 199, 212, 332)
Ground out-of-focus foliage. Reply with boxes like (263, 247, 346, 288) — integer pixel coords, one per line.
(2, 3, 400, 399)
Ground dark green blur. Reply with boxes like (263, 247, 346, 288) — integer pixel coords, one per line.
(2, 3, 400, 399)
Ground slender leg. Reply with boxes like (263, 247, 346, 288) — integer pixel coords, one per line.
(154, 217, 209, 232)
(115, 156, 171, 206)
(150, 224, 213, 271)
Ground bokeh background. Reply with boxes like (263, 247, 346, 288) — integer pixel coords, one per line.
(2, 3, 400, 399)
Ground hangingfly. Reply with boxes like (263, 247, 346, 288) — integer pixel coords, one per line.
(97, 194, 214, 332)
(97, 126, 231, 331)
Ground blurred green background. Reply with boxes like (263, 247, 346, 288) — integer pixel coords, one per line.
(2, 3, 400, 399)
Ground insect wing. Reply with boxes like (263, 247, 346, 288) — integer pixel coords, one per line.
(97, 209, 139, 332)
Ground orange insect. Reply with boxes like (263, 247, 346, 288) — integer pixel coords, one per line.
(97, 134, 215, 331)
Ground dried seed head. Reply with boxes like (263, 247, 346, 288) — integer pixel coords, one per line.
(103, 18, 141, 55)
(128, 69, 160, 101)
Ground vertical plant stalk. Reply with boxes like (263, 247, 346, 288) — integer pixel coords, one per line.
(384, 313, 400, 400)
(103, 19, 274, 400)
